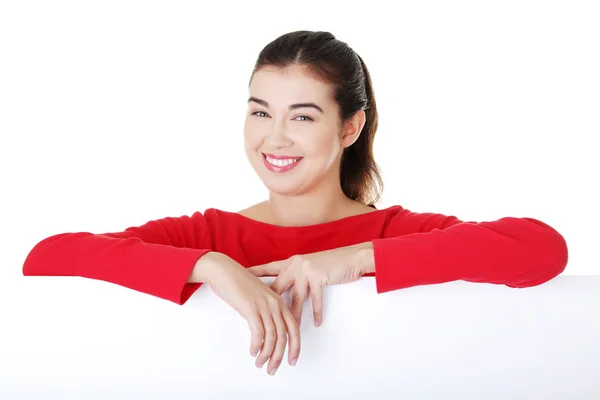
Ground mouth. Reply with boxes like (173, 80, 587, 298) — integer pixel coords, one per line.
(262, 153, 303, 173)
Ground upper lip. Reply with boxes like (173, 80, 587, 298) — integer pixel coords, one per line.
(263, 153, 303, 160)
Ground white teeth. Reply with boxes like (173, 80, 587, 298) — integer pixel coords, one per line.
(265, 156, 300, 167)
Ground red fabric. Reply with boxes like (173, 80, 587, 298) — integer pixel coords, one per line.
(22, 205, 568, 305)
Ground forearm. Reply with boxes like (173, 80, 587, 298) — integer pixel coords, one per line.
(187, 251, 223, 283)
(351, 241, 376, 274)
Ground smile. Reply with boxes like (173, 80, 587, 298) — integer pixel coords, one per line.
(262, 153, 303, 173)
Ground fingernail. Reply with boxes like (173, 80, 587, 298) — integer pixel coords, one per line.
(256, 361, 265, 368)
(290, 358, 297, 366)
(315, 320, 320, 327)
(269, 367, 277, 376)
(251, 349, 258, 357)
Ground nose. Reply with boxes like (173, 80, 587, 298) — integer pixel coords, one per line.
(265, 120, 293, 148)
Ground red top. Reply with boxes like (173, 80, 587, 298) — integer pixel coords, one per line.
(22, 205, 569, 305)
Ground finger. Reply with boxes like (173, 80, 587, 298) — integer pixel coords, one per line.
(247, 263, 280, 277)
(309, 281, 324, 327)
(291, 281, 308, 327)
(247, 312, 265, 357)
(255, 313, 277, 369)
(271, 272, 295, 295)
(266, 312, 288, 375)
(282, 307, 301, 366)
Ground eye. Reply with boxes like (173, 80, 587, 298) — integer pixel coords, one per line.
(250, 111, 313, 122)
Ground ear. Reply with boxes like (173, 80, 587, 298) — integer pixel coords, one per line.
(340, 109, 366, 148)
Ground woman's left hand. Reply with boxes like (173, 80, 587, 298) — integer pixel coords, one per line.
(247, 243, 374, 328)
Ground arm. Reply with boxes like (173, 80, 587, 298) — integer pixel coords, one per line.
(22, 211, 214, 305)
(357, 207, 568, 292)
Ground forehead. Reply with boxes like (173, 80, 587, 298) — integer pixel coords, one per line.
(250, 65, 333, 107)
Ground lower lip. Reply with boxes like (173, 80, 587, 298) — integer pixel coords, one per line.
(262, 154, 303, 173)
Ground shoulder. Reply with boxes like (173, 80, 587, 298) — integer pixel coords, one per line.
(381, 204, 465, 236)
(235, 201, 269, 221)
(203, 201, 268, 227)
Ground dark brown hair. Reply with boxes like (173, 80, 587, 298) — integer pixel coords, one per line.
(248, 30, 384, 206)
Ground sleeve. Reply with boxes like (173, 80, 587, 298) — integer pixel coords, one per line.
(371, 207, 569, 293)
(22, 211, 213, 305)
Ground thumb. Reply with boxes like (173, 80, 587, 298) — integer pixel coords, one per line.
(247, 262, 281, 277)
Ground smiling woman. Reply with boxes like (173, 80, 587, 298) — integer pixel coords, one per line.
(22, 30, 569, 377)
(242, 59, 380, 212)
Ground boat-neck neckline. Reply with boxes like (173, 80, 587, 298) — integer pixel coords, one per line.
(209, 205, 398, 232)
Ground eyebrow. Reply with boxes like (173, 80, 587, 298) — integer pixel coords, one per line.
(247, 97, 324, 114)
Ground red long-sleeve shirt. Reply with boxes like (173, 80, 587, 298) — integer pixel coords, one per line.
(22, 205, 569, 305)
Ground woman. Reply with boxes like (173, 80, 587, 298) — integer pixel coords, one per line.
(22, 30, 569, 376)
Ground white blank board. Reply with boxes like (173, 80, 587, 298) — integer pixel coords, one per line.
(3, 276, 599, 399)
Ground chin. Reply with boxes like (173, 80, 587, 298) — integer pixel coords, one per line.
(261, 179, 305, 197)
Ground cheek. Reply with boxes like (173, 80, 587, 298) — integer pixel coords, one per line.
(243, 122, 263, 150)
(306, 131, 340, 158)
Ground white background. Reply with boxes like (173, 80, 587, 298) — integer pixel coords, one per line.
(1, 1, 598, 398)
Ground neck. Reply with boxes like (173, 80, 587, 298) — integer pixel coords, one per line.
(265, 178, 355, 227)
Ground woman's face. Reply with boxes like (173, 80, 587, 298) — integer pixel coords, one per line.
(244, 65, 347, 196)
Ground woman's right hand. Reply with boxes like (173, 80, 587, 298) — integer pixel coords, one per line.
(192, 251, 301, 375)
